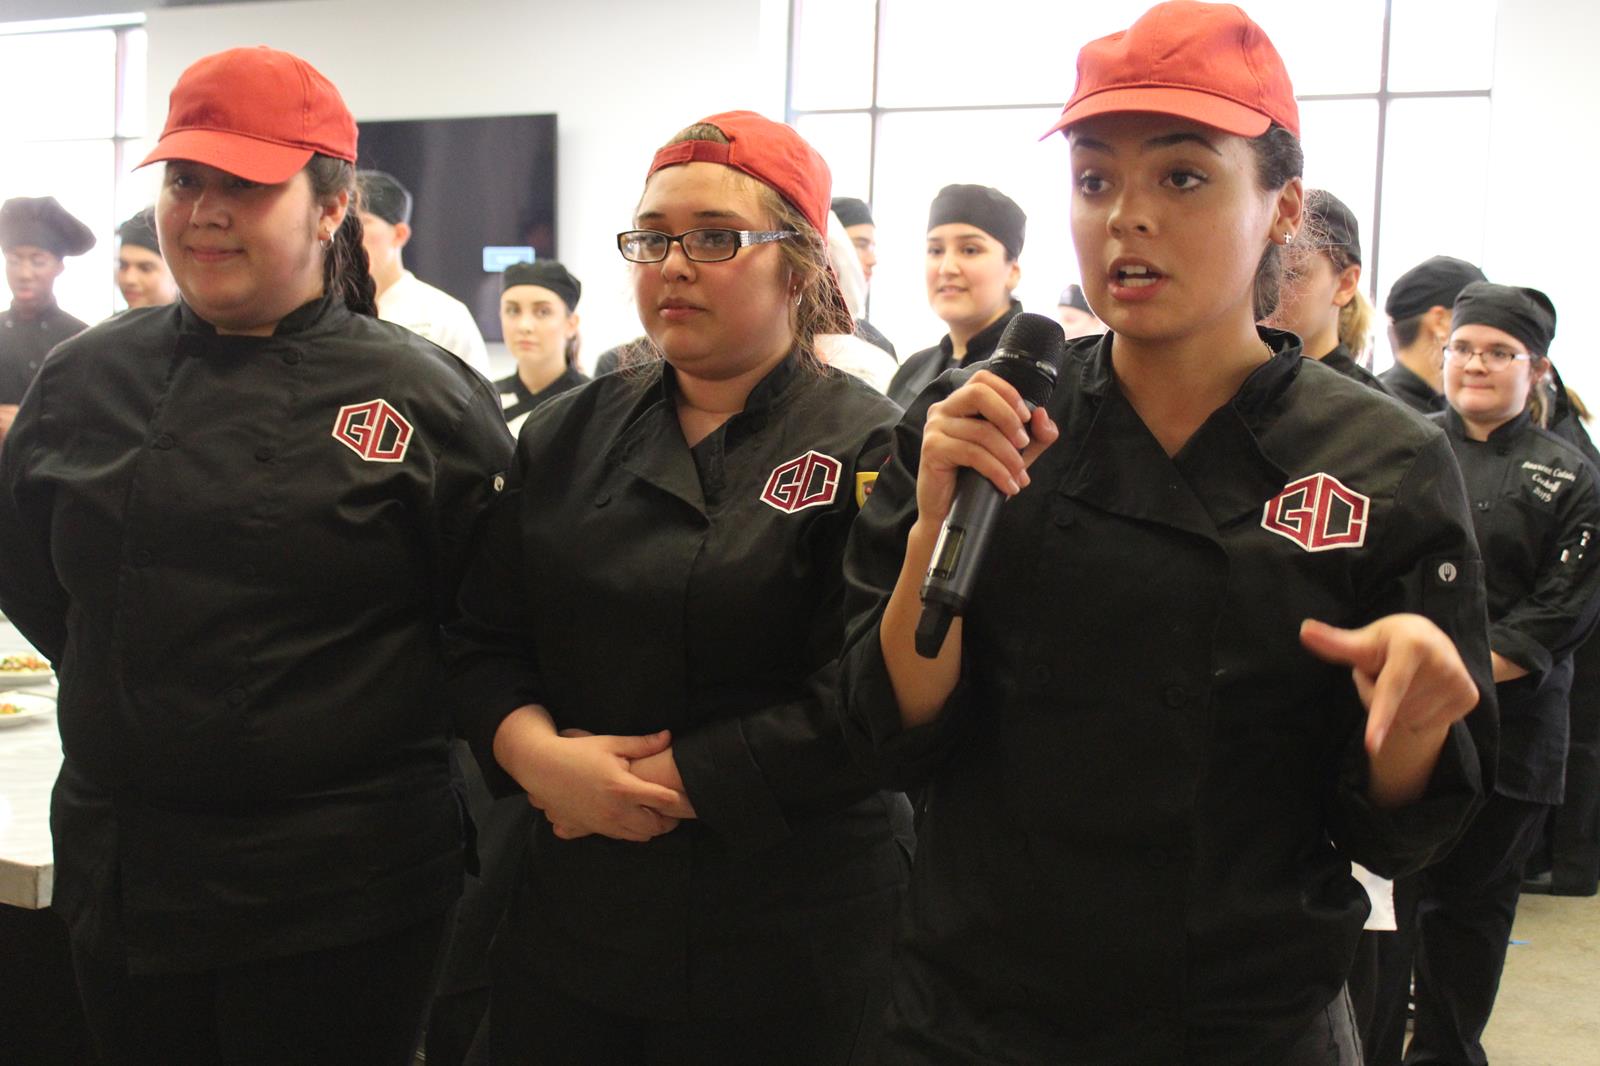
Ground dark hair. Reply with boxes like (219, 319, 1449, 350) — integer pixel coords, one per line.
(1248, 125, 1305, 322)
(1390, 313, 1425, 350)
(565, 334, 581, 369)
(633, 122, 851, 372)
(307, 154, 377, 317)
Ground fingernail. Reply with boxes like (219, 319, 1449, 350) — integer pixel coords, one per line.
(1014, 430, 1030, 448)
(1008, 478, 1021, 495)
(1020, 470, 1032, 488)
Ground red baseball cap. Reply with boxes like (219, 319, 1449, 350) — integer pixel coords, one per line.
(647, 111, 854, 331)
(1044, 1, 1299, 141)
(139, 46, 358, 184)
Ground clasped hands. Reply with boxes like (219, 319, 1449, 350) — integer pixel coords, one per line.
(491, 705, 696, 843)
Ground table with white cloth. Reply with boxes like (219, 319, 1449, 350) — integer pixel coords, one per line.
(0, 619, 61, 910)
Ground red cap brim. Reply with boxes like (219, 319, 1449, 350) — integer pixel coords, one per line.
(1042, 86, 1276, 141)
(138, 129, 316, 185)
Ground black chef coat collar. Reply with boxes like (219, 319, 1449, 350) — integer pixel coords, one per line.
(610, 350, 804, 517)
(177, 292, 346, 343)
(939, 299, 1022, 362)
(6, 297, 60, 321)
(1442, 404, 1532, 446)
(1062, 327, 1301, 539)
(505, 365, 586, 407)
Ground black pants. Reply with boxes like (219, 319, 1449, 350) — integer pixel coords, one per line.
(72, 911, 449, 1066)
(1347, 876, 1420, 1066)
(1548, 632, 1600, 893)
(1402, 793, 1549, 1066)
(488, 951, 885, 1066)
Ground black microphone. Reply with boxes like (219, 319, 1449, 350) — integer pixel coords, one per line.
(915, 312, 1068, 658)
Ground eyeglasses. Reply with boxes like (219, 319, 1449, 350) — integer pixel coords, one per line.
(616, 228, 795, 264)
(1444, 342, 1533, 369)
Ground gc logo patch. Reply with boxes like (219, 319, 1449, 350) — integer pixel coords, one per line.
(761, 450, 841, 513)
(1262, 472, 1370, 552)
(333, 399, 413, 463)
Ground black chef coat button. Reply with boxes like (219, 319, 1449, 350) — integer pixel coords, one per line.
(1031, 664, 1052, 686)
(133, 549, 152, 567)
(1475, 500, 1490, 511)
(1147, 848, 1168, 868)
(1053, 510, 1073, 528)
(282, 350, 302, 366)
(152, 434, 175, 450)
(1163, 685, 1189, 708)
(241, 563, 258, 579)
(226, 688, 246, 706)
(254, 446, 275, 462)
(594, 492, 611, 508)
(28, 360, 39, 371)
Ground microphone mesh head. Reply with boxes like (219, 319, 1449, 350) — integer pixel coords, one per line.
(990, 312, 1068, 408)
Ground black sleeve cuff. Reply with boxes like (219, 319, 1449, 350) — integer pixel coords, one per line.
(1490, 624, 1554, 686)
(673, 717, 792, 855)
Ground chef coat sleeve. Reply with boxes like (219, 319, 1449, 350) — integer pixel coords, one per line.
(670, 417, 908, 854)
(1487, 460, 1600, 684)
(0, 365, 69, 662)
(436, 384, 530, 794)
(1328, 432, 1498, 879)
(835, 371, 978, 792)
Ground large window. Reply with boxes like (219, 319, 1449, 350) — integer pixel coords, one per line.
(0, 15, 152, 325)
(788, 0, 1497, 366)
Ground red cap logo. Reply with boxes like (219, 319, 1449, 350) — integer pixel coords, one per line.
(333, 399, 413, 463)
(761, 450, 841, 514)
(1262, 473, 1369, 552)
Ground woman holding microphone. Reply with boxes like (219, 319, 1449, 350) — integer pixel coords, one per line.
(0, 47, 511, 1064)
(451, 111, 908, 1065)
(839, 3, 1496, 1062)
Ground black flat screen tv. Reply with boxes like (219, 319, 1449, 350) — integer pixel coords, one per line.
(357, 113, 557, 342)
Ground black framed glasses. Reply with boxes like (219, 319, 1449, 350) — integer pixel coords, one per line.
(1444, 341, 1533, 370)
(616, 228, 795, 264)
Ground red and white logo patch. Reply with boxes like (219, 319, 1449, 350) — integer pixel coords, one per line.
(761, 450, 842, 513)
(1262, 472, 1370, 552)
(332, 399, 413, 463)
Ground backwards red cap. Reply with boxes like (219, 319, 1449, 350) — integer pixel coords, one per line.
(648, 111, 835, 240)
(1044, 1, 1299, 141)
(140, 46, 357, 184)
(647, 111, 853, 331)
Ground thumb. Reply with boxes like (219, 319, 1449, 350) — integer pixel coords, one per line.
(607, 729, 673, 760)
(1299, 618, 1383, 674)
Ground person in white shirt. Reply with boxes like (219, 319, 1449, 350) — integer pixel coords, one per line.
(357, 170, 491, 379)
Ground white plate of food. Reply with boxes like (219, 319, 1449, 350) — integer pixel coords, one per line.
(0, 691, 55, 728)
(0, 654, 54, 684)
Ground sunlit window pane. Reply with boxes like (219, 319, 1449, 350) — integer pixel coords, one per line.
(1246, 0, 1386, 96)
(1388, 0, 1497, 92)
(794, 112, 873, 206)
(1298, 98, 1379, 270)
(790, 0, 877, 111)
(118, 28, 148, 138)
(875, 0, 1151, 109)
(1371, 97, 1491, 368)
(868, 108, 1071, 352)
(0, 30, 116, 141)
(0, 140, 117, 325)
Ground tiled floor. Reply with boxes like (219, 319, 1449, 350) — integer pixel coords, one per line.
(1482, 889, 1600, 1065)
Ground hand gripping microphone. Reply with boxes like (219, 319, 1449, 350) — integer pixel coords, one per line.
(915, 312, 1068, 658)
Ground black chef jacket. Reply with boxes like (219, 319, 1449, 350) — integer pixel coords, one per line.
(1379, 361, 1447, 415)
(1318, 343, 1391, 397)
(1433, 407, 1600, 804)
(451, 354, 908, 1020)
(840, 329, 1497, 1065)
(886, 299, 1021, 408)
(0, 301, 86, 404)
(0, 295, 513, 974)
(494, 364, 588, 433)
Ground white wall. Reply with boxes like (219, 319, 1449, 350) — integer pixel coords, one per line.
(143, 0, 789, 367)
(1483, 0, 1600, 406)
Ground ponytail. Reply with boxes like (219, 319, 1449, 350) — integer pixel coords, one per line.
(306, 154, 378, 317)
(1337, 285, 1374, 360)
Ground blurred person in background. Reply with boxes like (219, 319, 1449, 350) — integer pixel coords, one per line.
(114, 208, 179, 309)
(1, 196, 94, 446)
(831, 196, 896, 359)
(1270, 188, 1384, 392)
(1055, 282, 1103, 339)
(358, 169, 492, 379)
(886, 183, 1025, 408)
(495, 260, 587, 436)
(1379, 255, 1487, 415)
